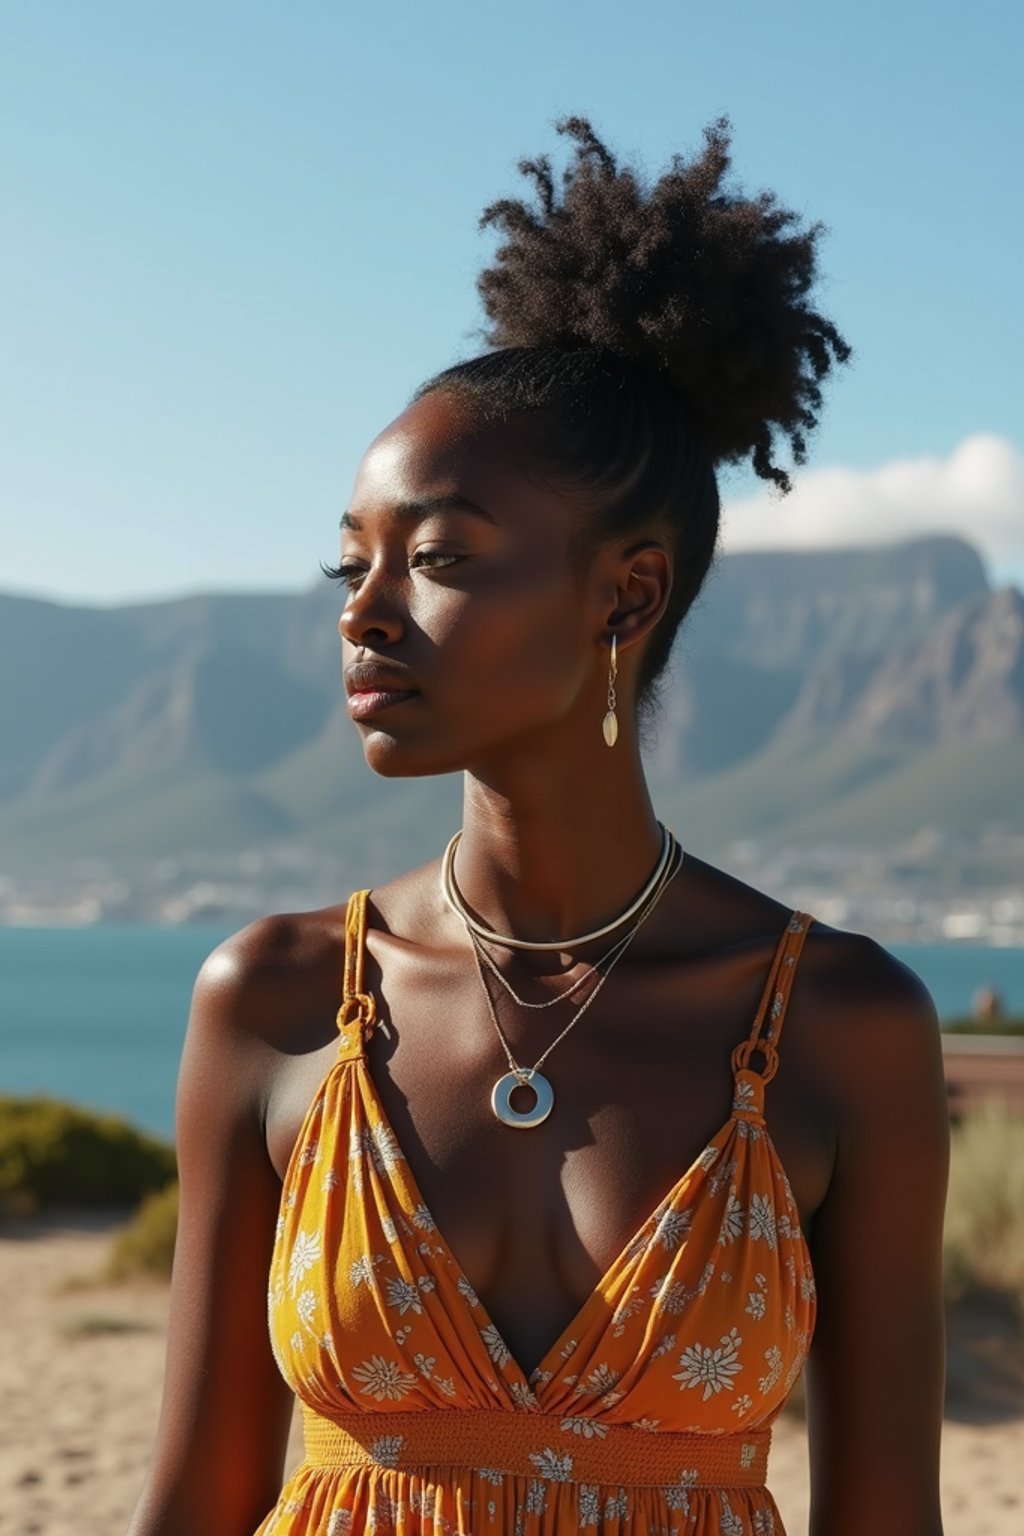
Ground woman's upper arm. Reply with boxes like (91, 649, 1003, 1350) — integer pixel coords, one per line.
(126, 920, 297, 1536)
(804, 946, 949, 1536)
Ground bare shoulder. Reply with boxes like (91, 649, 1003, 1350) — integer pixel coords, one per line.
(681, 852, 940, 1057)
(189, 903, 350, 1052)
(790, 919, 943, 1113)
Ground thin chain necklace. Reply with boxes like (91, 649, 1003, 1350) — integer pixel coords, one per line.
(469, 914, 641, 1010)
(440, 822, 673, 951)
(467, 837, 682, 1128)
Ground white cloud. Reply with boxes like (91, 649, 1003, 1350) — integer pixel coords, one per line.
(720, 433, 1024, 583)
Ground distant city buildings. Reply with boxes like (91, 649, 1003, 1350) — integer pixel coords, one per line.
(2, 830, 1023, 947)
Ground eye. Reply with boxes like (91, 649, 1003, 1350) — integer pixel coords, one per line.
(319, 559, 367, 590)
(411, 550, 462, 570)
(318, 550, 463, 591)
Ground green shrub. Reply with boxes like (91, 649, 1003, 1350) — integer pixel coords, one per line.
(106, 1181, 179, 1281)
(943, 1099, 1024, 1311)
(943, 1015, 1024, 1035)
(0, 1096, 176, 1215)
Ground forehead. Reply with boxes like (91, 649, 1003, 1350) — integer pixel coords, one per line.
(345, 392, 567, 530)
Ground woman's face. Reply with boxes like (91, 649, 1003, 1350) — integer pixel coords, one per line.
(335, 390, 613, 779)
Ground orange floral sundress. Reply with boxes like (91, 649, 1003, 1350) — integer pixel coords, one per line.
(256, 892, 816, 1535)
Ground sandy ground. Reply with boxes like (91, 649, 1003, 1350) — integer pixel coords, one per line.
(1, 1213, 1021, 1535)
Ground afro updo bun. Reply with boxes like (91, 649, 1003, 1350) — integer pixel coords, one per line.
(415, 115, 852, 704)
(477, 114, 850, 491)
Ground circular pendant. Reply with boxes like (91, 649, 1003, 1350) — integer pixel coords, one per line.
(491, 1069, 554, 1129)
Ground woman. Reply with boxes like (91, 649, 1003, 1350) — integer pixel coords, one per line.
(127, 118, 949, 1536)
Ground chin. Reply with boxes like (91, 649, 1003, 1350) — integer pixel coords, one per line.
(359, 728, 472, 780)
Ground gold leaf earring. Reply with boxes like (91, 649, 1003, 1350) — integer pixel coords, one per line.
(602, 633, 618, 746)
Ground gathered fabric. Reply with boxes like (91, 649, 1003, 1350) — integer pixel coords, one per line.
(255, 893, 816, 1535)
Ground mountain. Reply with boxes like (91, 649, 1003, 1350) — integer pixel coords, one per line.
(1, 535, 1020, 868)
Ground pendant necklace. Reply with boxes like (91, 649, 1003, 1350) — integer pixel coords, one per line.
(444, 831, 682, 1127)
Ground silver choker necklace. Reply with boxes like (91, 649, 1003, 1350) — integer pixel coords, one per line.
(438, 822, 675, 951)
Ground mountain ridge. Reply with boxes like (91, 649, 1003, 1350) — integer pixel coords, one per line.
(2, 534, 1020, 866)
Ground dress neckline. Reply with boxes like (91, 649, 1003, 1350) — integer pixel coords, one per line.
(311, 895, 818, 1392)
(325, 1045, 815, 1394)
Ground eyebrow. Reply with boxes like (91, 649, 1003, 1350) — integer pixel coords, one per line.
(339, 495, 496, 531)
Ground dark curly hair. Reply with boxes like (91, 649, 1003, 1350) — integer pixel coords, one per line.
(413, 115, 852, 706)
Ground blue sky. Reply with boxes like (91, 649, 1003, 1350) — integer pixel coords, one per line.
(2, 0, 1022, 605)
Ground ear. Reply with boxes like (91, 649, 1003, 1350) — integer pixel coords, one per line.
(604, 540, 673, 650)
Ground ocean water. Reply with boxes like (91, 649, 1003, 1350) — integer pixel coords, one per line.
(1, 924, 1022, 1139)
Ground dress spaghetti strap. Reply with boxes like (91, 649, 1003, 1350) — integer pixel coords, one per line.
(335, 888, 376, 1051)
(731, 911, 812, 1087)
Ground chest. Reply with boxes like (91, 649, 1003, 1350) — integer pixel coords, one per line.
(266, 958, 830, 1379)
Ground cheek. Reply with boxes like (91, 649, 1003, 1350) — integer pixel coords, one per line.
(425, 578, 588, 710)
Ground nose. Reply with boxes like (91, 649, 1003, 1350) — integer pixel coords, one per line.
(337, 570, 405, 649)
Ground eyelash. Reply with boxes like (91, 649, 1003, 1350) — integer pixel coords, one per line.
(318, 551, 461, 589)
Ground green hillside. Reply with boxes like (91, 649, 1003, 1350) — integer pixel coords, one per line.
(665, 734, 1024, 854)
(0, 769, 292, 857)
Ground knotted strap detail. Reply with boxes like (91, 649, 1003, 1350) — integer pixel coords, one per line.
(729, 1063, 769, 1120)
(336, 889, 377, 1057)
(729, 912, 812, 1100)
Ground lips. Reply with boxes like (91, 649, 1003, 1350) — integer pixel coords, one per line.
(347, 688, 419, 720)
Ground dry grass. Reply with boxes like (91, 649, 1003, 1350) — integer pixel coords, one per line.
(104, 1181, 179, 1281)
(944, 1100, 1024, 1313)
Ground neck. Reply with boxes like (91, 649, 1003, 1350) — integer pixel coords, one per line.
(452, 730, 664, 947)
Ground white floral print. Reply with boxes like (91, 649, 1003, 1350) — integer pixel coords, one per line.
(456, 1273, 479, 1306)
(709, 1155, 739, 1196)
(650, 1276, 690, 1314)
(287, 1230, 321, 1295)
(604, 1489, 629, 1520)
(673, 1328, 744, 1400)
(577, 1483, 601, 1526)
(559, 1416, 608, 1438)
(749, 1194, 778, 1250)
(525, 1479, 548, 1515)
(719, 1491, 745, 1535)
(369, 1435, 404, 1468)
(721, 1192, 745, 1243)
(758, 1345, 784, 1396)
(351, 1354, 419, 1402)
(732, 1078, 757, 1114)
(528, 1448, 574, 1481)
(348, 1254, 374, 1288)
(581, 1362, 620, 1395)
(385, 1276, 423, 1315)
(480, 1323, 511, 1368)
(745, 1289, 766, 1321)
(663, 1468, 698, 1513)
(653, 1206, 692, 1250)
